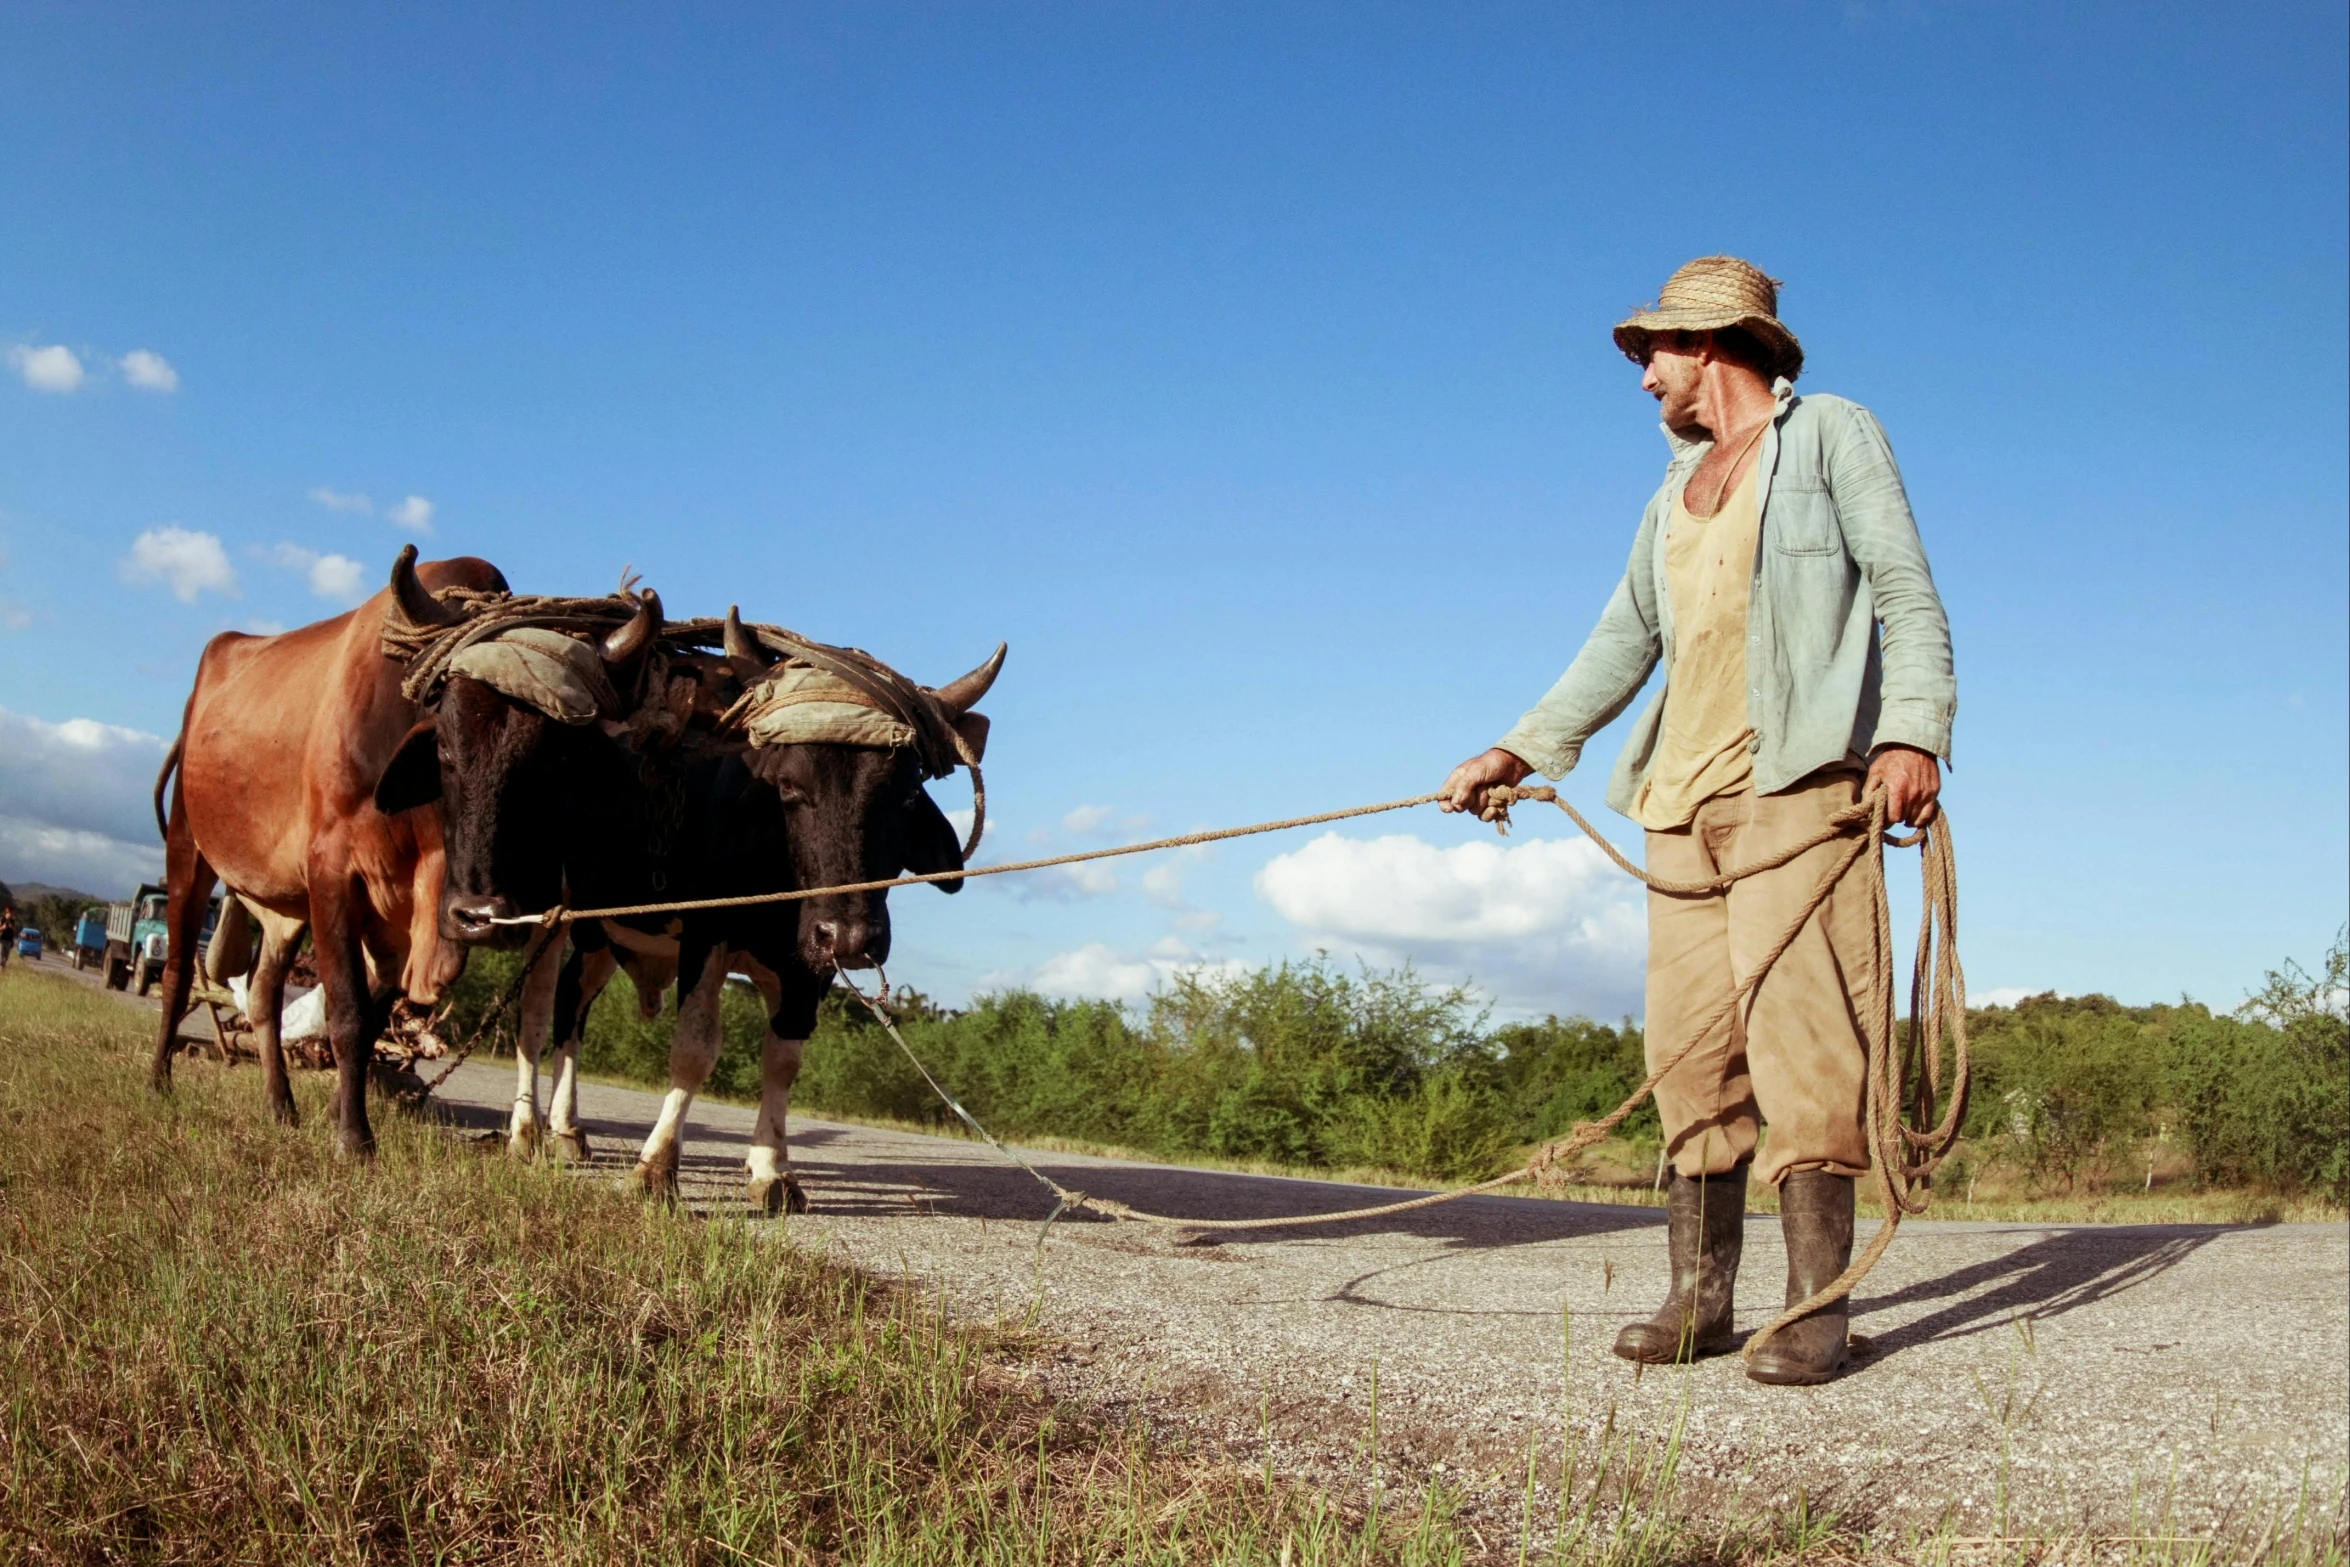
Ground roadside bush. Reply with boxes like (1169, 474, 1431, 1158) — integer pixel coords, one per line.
(1963, 996, 2159, 1191)
(437, 932, 2349, 1199)
(1492, 1013, 1658, 1145)
(2162, 932, 2349, 1196)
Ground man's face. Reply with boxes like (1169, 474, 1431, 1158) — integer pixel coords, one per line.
(1640, 337, 1707, 434)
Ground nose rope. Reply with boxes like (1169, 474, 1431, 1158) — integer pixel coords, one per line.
(483, 793, 1445, 928)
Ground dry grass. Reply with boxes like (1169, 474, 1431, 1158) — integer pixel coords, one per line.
(2, 970, 2339, 1566)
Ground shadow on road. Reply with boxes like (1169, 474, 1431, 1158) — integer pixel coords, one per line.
(1851, 1225, 2231, 1354)
(447, 1093, 1670, 1248)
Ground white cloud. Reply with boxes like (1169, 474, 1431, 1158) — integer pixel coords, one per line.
(119, 349, 179, 392)
(120, 526, 236, 602)
(0, 708, 171, 893)
(1140, 861, 1187, 906)
(10, 344, 87, 393)
(1255, 831, 1648, 1018)
(1001, 860, 1118, 902)
(1027, 944, 1159, 1002)
(308, 487, 374, 515)
(263, 543, 367, 602)
(1062, 804, 1115, 835)
(385, 495, 435, 534)
(0, 817, 163, 898)
(999, 941, 1252, 1005)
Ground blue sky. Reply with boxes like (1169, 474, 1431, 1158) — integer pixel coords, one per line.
(3, 2, 2343, 1019)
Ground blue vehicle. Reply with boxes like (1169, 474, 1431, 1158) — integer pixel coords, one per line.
(73, 909, 108, 971)
(15, 927, 42, 960)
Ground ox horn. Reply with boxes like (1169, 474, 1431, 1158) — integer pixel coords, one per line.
(928, 642, 1007, 717)
(601, 589, 663, 668)
(387, 543, 463, 629)
(723, 605, 771, 679)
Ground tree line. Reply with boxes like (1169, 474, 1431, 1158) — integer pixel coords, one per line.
(451, 933, 2348, 1200)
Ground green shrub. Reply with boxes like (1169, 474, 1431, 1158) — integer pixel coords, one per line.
(1492, 1014, 1658, 1145)
(2161, 932, 2348, 1196)
(434, 933, 2350, 1199)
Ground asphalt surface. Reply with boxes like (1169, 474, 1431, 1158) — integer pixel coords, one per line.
(417, 1056, 2347, 1543)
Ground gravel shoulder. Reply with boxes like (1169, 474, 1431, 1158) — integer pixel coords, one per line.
(426, 1056, 2348, 1541)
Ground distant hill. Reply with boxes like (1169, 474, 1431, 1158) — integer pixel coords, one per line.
(0, 880, 111, 909)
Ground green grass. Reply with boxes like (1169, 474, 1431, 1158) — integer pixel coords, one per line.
(4, 968, 2340, 1566)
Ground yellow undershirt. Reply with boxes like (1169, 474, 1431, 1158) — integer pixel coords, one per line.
(1633, 456, 1763, 831)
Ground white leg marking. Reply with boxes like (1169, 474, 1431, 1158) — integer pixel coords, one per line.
(550, 947, 617, 1145)
(507, 936, 564, 1155)
(634, 947, 726, 1177)
(746, 1033, 806, 1187)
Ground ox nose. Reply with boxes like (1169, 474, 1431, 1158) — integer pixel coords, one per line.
(810, 918, 876, 970)
(445, 894, 520, 945)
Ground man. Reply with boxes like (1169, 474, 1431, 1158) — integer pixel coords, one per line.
(1439, 255, 1954, 1385)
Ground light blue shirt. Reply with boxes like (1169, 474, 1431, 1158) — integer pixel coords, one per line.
(1496, 380, 1956, 816)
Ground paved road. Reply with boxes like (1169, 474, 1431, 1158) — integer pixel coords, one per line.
(41, 956, 2342, 1542)
(422, 1056, 2344, 1543)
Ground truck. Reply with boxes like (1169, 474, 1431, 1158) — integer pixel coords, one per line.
(103, 888, 224, 995)
(72, 907, 108, 971)
(104, 886, 171, 994)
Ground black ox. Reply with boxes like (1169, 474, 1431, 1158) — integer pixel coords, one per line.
(377, 600, 1001, 1213)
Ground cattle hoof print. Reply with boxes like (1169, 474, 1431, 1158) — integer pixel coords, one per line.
(550, 1129, 591, 1164)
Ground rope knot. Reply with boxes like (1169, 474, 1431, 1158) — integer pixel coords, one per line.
(1481, 782, 1558, 836)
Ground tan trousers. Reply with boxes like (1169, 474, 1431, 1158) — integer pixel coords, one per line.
(1643, 767, 1873, 1187)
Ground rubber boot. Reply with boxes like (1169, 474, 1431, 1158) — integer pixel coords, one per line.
(1746, 1169, 1855, 1385)
(1612, 1164, 1746, 1364)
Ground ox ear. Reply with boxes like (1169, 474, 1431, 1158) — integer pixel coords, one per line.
(949, 711, 989, 765)
(373, 720, 443, 816)
(901, 787, 965, 892)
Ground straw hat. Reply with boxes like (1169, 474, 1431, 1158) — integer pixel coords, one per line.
(1613, 255, 1803, 381)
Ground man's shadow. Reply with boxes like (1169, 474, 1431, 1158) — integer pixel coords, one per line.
(1847, 1224, 2232, 1354)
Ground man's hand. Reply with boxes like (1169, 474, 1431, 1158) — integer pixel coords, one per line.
(1438, 748, 1534, 821)
(1866, 744, 1941, 827)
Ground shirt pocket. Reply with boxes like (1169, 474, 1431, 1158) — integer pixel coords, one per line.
(1766, 479, 1843, 555)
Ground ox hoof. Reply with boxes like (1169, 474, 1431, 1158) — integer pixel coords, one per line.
(508, 1122, 542, 1161)
(549, 1128, 591, 1164)
(748, 1173, 809, 1218)
(625, 1161, 679, 1206)
(268, 1096, 299, 1128)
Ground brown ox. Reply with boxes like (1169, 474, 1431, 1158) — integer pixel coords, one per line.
(151, 549, 506, 1156)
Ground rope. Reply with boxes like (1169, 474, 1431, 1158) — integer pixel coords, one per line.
(382, 592, 648, 707)
(484, 793, 1447, 927)
(415, 922, 560, 1095)
(830, 783, 1965, 1360)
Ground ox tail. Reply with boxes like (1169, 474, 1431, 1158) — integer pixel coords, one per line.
(153, 734, 185, 842)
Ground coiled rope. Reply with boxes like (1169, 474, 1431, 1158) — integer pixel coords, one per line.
(828, 783, 1965, 1361)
